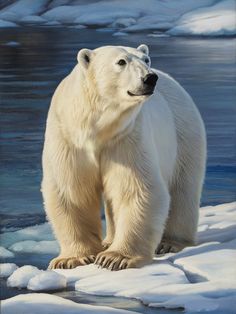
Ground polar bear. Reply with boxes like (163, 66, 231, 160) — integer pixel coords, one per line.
(42, 44, 206, 270)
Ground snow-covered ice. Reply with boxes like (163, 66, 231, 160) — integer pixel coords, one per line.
(9, 240, 59, 254)
(1, 222, 55, 248)
(0, 19, 17, 27)
(7, 265, 42, 288)
(1, 293, 137, 314)
(168, 0, 236, 36)
(27, 270, 67, 291)
(0, 246, 14, 258)
(1, 202, 236, 313)
(0, 263, 18, 278)
(0, 0, 235, 36)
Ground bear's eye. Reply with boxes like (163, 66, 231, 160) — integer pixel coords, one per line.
(144, 58, 149, 64)
(117, 59, 127, 66)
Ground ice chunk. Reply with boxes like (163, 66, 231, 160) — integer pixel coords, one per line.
(0, 0, 48, 21)
(27, 270, 67, 291)
(9, 240, 59, 254)
(112, 31, 128, 37)
(0, 263, 18, 278)
(1, 293, 136, 314)
(7, 265, 42, 288)
(1, 222, 54, 247)
(0, 246, 14, 258)
(168, 0, 236, 36)
(0, 19, 17, 27)
(20, 15, 46, 24)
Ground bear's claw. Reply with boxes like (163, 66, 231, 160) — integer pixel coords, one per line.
(94, 251, 145, 270)
(48, 255, 95, 269)
(155, 240, 186, 255)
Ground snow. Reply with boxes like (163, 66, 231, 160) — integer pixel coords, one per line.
(0, 0, 235, 36)
(0, 263, 18, 278)
(168, 0, 236, 36)
(27, 270, 67, 291)
(1, 293, 137, 314)
(7, 265, 42, 288)
(0, 246, 14, 258)
(1, 202, 236, 313)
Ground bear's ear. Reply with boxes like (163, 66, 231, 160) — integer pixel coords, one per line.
(137, 44, 149, 56)
(77, 49, 93, 69)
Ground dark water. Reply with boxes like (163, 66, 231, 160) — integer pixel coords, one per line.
(0, 27, 235, 313)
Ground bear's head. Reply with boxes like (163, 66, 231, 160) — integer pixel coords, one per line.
(76, 44, 158, 142)
(77, 44, 158, 106)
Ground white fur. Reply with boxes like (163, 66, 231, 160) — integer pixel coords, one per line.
(42, 45, 206, 270)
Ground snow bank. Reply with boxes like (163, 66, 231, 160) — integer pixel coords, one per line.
(27, 270, 67, 291)
(1, 293, 136, 314)
(168, 0, 236, 36)
(1, 202, 236, 313)
(0, 263, 18, 278)
(0, 0, 235, 36)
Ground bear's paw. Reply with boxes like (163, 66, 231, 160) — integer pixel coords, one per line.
(94, 251, 146, 271)
(48, 255, 96, 269)
(155, 239, 187, 255)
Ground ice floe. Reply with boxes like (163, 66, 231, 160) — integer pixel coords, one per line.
(0, 246, 14, 258)
(0, 263, 18, 278)
(168, 0, 236, 36)
(1, 293, 136, 314)
(9, 240, 59, 255)
(7, 265, 42, 288)
(27, 270, 67, 291)
(1, 202, 235, 313)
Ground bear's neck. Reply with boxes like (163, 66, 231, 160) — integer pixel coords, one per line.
(61, 65, 142, 151)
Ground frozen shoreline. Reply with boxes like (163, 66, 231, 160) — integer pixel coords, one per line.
(0, 0, 235, 37)
(1, 201, 236, 313)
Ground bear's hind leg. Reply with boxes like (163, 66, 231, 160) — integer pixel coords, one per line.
(156, 153, 205, 255)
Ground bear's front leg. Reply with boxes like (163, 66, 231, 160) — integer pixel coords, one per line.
(97, 146, 170, 270)
(42, 179, 103, 269)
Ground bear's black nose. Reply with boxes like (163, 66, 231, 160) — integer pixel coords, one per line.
(143, 73, 158, 87)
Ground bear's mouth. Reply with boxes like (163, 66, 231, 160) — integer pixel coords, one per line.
(127, 90, 153, 97)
